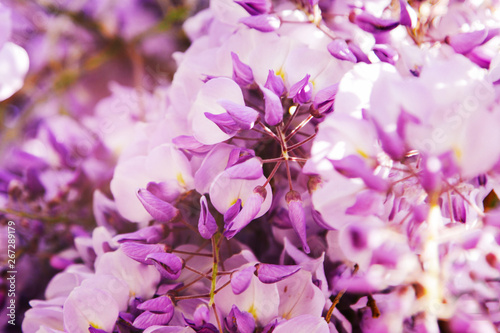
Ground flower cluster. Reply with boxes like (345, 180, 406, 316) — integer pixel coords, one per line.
(2, 0, 500, 332)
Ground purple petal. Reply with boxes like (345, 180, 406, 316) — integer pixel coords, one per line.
(373, 121, 406, 160)
(226, 148, 255, 168)
(198, 195, 218, 239)
(260, 85, 283, 126)
(225, 305, 256, 333)
(327, 40, 357, 63)
(347, 41, 371, 63)
(224, 198, 242, 224)
(419, 156, 442, 193)
(285, 191, 310, 254)
(373, 45, 399, 65)
(288, 74, 312, 104)
(313, 84, 339, 115)
(218, 100, 259, 130)
(240, 14, 280, 32)
(137, 189, 179, 223)
(133, 311, 174, 329)
(255, 263, 300, 283)
(330, 155, 389, 192)
(231, 52, 254, 86)
(235, 0, 271, 15)
(353, 12, 400, 33)
(114, 225, 165, 244)
(399, 0, 415, 27)
(226, 158, 263, 180)
(137, 296, 174, 313)
(265, 70, 286, 96)
(204, 112, 239, 135)
(146, 181, 181, 203)
(146, 253, 184, 280)
(172, 135, 213, 155)
(446, 29, 488, 54)
(121, 243, 167, 264)
(224, 186, 266, 239)
(89, 327, 107, 333)
(193, 305, 210, 326)
(467, 47, 493, 69)
(231, 266, 256, 294)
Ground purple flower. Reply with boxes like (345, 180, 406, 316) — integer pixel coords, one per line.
(288, 75, 312, 104)
(352, 12, 400, 34)
(231, 265, 256, 294)
(121, 242, 167, 264)
(327, 40, 357, 63)
(285, 190, 310, 253)
(134, 296, 175, 329)
(224, 185, 267, 238)
(225, 305, 256, 333)
(255, 263, 300, 283)
(264, 70, 286, 97)
(146, 252, 184, 280)
(235, 0, 272, 15)
(198, 195, 218, 239)
(137, 188, 180, 223)
(231, 52, 254, 86)
(240, 14, 280, 32)
(260, 85, 283, 126)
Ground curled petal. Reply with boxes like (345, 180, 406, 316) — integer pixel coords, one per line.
(218, 100, 259, 130)
(224, 198, 242, 224)
(224, 186, 267, 239)
(399, 0, 417, 27)
(205, 112, 239, 135)
(235, 0, 272, 15)
(446, 29, 488, 54)
(137, 189, 179, 223)
(172, 135, 213, 155)
(225, 305, 256, 333)
(265, 70, 286, 96)
(231, 266, 256, 294)
(240, 14, 280, 32)
(285, 191, 310, 254)
(373, 45, 399, 65)
(198, 195, 218, 239)
(193, 304, 211, 326)
(133, 311, 174, 329)
(327, 40, 356, 63)
(260, 85, 283, 126)
(226, 157, 263, 180)
(121, 243, 166, 265)
(288, 74, 312, 104)
(313, 84, 339, 115)
(231, 52, 254, 86)
(114, 225, 164, 244)
(330, 155, 389, 192)
(146, 181, 181, 203)
(255, 263, 301, 283)
(137, 296, 174, 313)
(146, 253, 183, 280)
(353, 12, 399, 33)
(227, 147, 255, 168)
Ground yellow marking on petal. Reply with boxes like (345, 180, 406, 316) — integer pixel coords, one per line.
(177, 172, 186, 187)
(453, 146, 462, 161)
(276, 67, 286, 82)
(356, 149, 368, 159)
(248, 304, 258, 321)
(89, 322, 101, 329)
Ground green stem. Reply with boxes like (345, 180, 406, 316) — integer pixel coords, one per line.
(209, 233, 221, 306)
